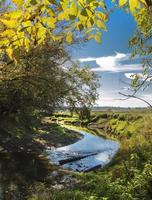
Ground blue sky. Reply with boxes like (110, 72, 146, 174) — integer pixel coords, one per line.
(72, 7, 152, 108)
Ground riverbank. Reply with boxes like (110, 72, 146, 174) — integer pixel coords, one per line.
(39, 117, 82, 148)
(0, 113, 82, 200)
(27, 110, 152, 200)
(1, 110, 152, 200)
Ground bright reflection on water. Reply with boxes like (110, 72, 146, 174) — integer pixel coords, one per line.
(47, 128, 119, 172)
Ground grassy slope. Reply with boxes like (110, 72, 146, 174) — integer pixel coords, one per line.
(28, 110, 152, 200)
(37, 116, 82, 148)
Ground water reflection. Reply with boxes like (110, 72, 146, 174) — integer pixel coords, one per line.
(47, 128, 119, 172)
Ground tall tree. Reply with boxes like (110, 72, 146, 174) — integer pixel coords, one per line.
(0, 41, 98, 117)
(0, 39, 99, 153)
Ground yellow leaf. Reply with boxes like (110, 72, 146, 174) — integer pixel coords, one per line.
(58, 12, 65, 21)
(78, 0, 84, 6)
(129, 0, 140, 13)
(97, 12, 108, 21)
(85, 28, 93, 34)
(119, 0, 127, 7)
(47, 17, 56, 28)
(58, 11, 69, 21)
(48, 0, 56, 4)
(86, 34, 94, 41)
(0, 18, 17, 29)
(94, 34, 101, 43)
(37, 26, 47, 40)
(21, 20, 32, 28)
(6, 48, 13, 59)
(96, 20, 107, 30)
(12, 0, 24, 7)
(0, 39, 9, 47)
(86, 8, 92, 16)
(139, 0, 147, 6)
(66, 32, 73, 44)
(42, 17, 56, 28)
(24, 38, 30, 52)
(70, 3, 78, 16)
(54, 35, 63, 41)
(2, 29, 15, 37)
(7, 10, 22, 19)
(99, 1, 106, 9)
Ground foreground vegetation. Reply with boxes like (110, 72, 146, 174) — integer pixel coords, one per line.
(0, 108, 152, 200)
(0, 111, 82, 199)
(26, 109, 152, 200)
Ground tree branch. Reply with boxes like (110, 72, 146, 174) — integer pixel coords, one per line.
(119, 92, 152, 108)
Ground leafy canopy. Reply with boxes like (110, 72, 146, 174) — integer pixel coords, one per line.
(0, 40, 98, 116)
(0, 0, 149, 61)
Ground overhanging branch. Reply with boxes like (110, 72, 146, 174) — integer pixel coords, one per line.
(119, 92, 152, 108)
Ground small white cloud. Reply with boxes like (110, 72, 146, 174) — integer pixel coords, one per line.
(79, 52, 142, 72)
(79, 57, 97, 62)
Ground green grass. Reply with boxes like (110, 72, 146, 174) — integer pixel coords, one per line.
(1, 110, 152, 200)
(28, 110, 152, 200)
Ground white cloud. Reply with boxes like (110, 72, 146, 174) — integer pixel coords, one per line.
(79, 57, 97, 62)
(96, 93, 152, 108)
(79, 52, 142, 72)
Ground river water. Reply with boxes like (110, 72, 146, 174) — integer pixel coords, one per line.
(47, 128, 119, 172)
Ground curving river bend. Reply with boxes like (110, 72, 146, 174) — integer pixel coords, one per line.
(47, 127, 119, 172)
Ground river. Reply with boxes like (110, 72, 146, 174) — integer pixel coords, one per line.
(47, 127, 119, 172)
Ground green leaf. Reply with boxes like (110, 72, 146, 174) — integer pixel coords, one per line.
(81, 9, 88, 17)
(86, 0, 94, 3)
(30, 0, 37, 6)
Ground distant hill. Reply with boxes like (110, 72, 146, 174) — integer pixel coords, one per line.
(92, 106, 149, 112)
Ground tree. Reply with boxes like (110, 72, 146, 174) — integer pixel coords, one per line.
(0, 0, 150, 61)
(119, 3, 152, 107)
(0, 41, 98, 117)
(0, 39, 99, 152)
(78, 105, 91, 121)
